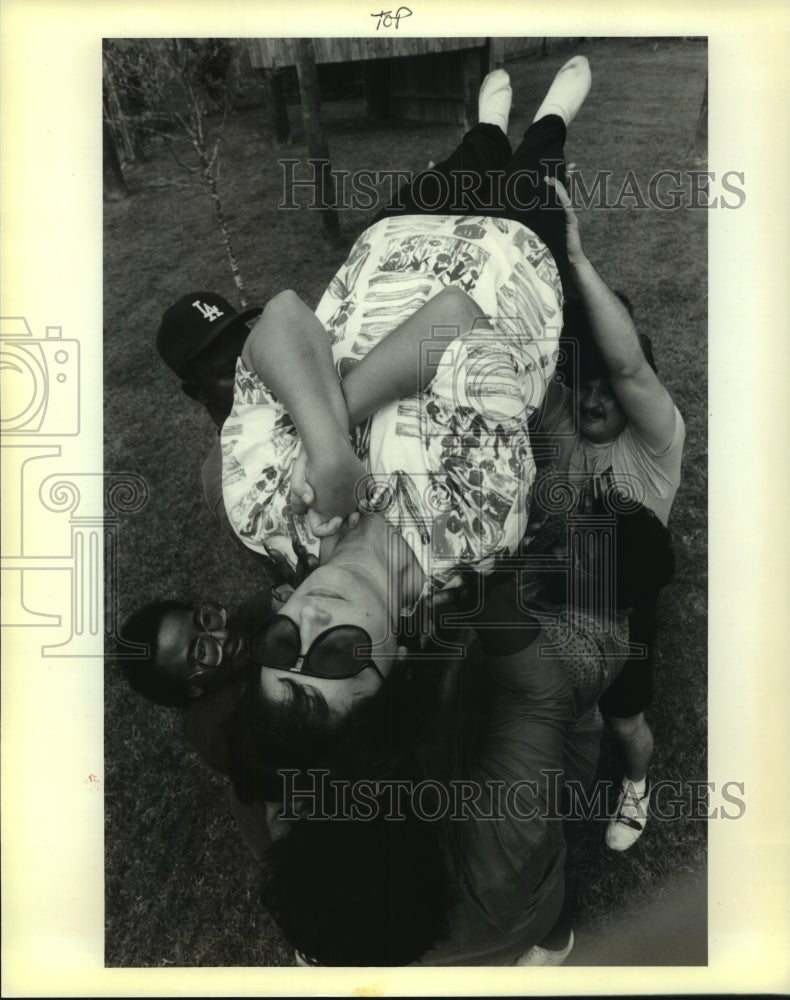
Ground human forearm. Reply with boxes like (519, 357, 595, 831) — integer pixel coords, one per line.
(549, 176, 649, 378)
(341, 285, 486, 425)
(244, 291, 368, 532)
(243, 289, 349, 454)
(569, 256, 646, 377)
(550, 176, 676, 448)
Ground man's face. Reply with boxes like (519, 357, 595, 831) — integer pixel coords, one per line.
(577, 377, 627, 444)
(182, 325, 250, 426)
(156, 606, 245, 692)
(257, 565, 402, 720)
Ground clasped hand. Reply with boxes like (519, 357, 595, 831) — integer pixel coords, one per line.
(290, 440, 365, 537)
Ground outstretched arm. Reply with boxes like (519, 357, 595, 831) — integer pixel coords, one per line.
(548, 178, 677, 452)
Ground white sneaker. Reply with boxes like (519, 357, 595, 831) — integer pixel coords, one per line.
(532, 55, 591, 125)
(605, 779, 650, 851)
(516, 929, 575, 966)
(478, 68, 512, 134)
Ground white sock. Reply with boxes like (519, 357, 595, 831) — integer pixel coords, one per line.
(478, 68, 512, 135)
(532, 55, 591, 126)
(625, 776, 648, 798)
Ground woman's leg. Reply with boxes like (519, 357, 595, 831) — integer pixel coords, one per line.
(375, 56, 590, 270)
(376, 124, 512, 219)
(515, 871, 575, 965)
(375, 70, 514, 220)
(499, 56, 592, 287)
(501, 114, 570, 283)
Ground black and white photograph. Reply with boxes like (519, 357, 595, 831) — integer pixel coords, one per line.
(2, 2, 789, 997)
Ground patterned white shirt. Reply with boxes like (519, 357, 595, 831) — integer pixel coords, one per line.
(221, 214, 563, 602)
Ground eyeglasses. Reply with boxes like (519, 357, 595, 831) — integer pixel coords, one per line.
(253, 615, 385, 681)
(188, 601, 229, 674)
(271, 584, 295, 609)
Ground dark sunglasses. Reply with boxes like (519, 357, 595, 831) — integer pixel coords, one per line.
(253, 615, 385, 681)
(187, 601, 229, 674)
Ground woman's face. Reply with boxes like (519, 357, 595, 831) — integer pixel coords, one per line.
(257, 565, 403, 718)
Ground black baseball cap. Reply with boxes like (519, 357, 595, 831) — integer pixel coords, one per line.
(156, 292, 261, 378)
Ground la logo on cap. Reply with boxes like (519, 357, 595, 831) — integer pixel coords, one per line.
(192, 299, 225, 323)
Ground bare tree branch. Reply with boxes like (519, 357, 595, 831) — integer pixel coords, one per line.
(102, 38, 248, 305)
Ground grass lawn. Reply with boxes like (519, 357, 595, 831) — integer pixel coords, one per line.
(104, 37, 707, 967)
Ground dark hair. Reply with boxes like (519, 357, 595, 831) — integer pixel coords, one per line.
(558, 292, 657, 388)
(224, 660, 429, 804)
(117, 600, 197, 707)
(261, 785, 452, 965)
(117, 591, 274, 708)
(230, 653, 455, 964)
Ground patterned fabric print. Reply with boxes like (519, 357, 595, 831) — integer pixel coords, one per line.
(380, 233, 489, 294)
(511, 226, 562, 299)
(529, 605, 628, 719)
(450, 331, 540, 424)
(353, 272, 437, 357)
(495, 256, 563, 427)
(221, 358, 310, 563)
(435, 393, 530, 538)
(224, 214, 562, 589)
(361, 470, 435, 546)
(369, 368, 535, 600)
(428, 417, 531, 583)
(323, 235, 372, 345)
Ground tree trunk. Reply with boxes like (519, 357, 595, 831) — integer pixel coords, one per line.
(103, 57, 135, 163)
(197, 145, 247, 306)
(260, 68, 290, 144)
(103, 110, 128, 201)
(486, 37, 506, 72)
(693, 79, 708, 159)
(293, 38, 341, 246)
(462, 47, 485, 131)
(361, 59, 389, 122)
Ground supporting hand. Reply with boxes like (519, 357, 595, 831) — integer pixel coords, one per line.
(545, 176, 585, 267)
(291, 441, 364, 537)
(289, 449, 313, 517)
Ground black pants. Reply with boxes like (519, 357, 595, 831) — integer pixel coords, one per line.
(376, 116, 570, 289)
